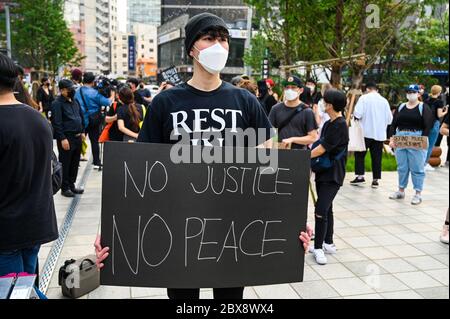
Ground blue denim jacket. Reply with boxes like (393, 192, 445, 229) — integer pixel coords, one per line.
(74, 86, 111, 127)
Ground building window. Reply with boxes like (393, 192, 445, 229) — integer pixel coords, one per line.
(150, 39, 154, 44)
(122, 54, 127, 58)
(150, 48, 154, 52)
(141, 44, 144, 49)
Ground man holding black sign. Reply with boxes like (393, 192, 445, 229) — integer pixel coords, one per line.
(95, 13, 312, 300)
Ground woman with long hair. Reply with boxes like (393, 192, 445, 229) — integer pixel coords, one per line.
(13, 78, 40, 111)
(117, 86, 143, 142)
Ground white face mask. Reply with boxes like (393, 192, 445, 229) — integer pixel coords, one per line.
(407, 93, 419, 103)
(307, 85, 315, 92)
(193, 43, 229, 74)
(284, 89, 299, 101)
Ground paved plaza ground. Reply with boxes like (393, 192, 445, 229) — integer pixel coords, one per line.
(39, 145, 449, 299)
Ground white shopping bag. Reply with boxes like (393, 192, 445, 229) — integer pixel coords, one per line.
(348, 118, 366, 152)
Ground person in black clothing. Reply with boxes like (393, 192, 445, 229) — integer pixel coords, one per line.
(305, 79, 322, 106)
(94, 13, 312, 300)
(310, 89, 349, 265)
(104, 99, 123, 142)
(257, 80, 277, 115)
(36, 77, 54, 118)
(137, 82, 152, 104)
(52, 79, 85, 198)
(0, 53, 58, 286)
(268, 76, 318, 150)
(117, 86, 143, 142)
(127, 77, 148, 108)
(424, 85, 447, 168)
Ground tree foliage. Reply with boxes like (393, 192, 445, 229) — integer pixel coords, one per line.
(11, 0, 83, 74)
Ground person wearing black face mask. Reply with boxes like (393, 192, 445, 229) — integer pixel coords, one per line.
(51, 79, 86, 197)
(36, 77, 54, 117)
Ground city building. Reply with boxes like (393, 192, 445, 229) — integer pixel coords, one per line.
(64, 0, 118, 74)
(111, 24, 158, 80)
(128, 0, 161, 30)
(158, 0, 252, 82)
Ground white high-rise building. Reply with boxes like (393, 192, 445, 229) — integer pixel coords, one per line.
(133, 24, 157, 62)
(64, 0, 118, 74)
(128, 0, 161, 30)
(111, 23, 158, 78)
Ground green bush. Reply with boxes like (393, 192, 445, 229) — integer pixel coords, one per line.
(346, 151, 397, 172)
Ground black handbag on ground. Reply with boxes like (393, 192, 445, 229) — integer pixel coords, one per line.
(51, 150, 62, 195)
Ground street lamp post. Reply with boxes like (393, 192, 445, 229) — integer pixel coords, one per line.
(5, 4, 11, 58)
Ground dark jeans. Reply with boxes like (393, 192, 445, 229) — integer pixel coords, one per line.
(0, 245, 40, 276)
(355, 138, 384, 180)
(314, 182, 340, 249)
(167, 287, 244, 300)
(57, 135, 82, 191)
(86, 122, 101, 166)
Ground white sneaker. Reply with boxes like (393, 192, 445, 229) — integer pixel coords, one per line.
(411, 194, 422, 205)
(440, 225, 449, 244)
(323, 243, 337, 254)
(425, 164, 435, 171)
(313, 249, 327, 265)
(389, 191, 405, 200)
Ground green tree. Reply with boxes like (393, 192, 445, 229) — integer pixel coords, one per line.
(246, 0, 447, 89)
(11, 0, 83, 75)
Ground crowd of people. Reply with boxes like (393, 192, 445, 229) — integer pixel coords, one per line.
(0, 12, 448, 300)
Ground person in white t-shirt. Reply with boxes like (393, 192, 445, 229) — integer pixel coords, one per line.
(350, 82, 393, 189)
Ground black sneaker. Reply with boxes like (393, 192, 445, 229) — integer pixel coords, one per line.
(61, 190, 75, 198)
(371, 180, 379, 189)
(350, 177, 366, 186)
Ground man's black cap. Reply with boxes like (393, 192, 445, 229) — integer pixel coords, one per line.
(282, 75, 304, 88)
(59, 79, 75, 90)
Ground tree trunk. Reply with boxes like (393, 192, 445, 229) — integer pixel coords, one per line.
(331, 63, 342, 88)
(330, 0, 344, 88)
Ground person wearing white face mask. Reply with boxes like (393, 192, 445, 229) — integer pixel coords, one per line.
(389, 84, 434, 205)
(93, 13, 313, 301)
(268, 76, 318, 149)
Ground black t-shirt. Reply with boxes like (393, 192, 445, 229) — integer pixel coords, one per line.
(106, 101, 123, 141)
(138, 88, 151, 98)
(425, 97, 444, 121)
(315, 116, 349, 185)
(137, 81, 274, 147)
(36, 87, 54, 112)
(0, 104, 58, 251)
(268, 102, 318, 149)
(117, 104, 144, 139)
(390, 103, 434, 137)
(259, 93, 278, 115)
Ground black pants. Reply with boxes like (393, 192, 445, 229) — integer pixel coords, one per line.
(167, 287, 244, 300)
(57, 135, 82, 192)
(314, 182, 340, 249)
(355, 138, 383, 180)
(86, 122, 101, 166)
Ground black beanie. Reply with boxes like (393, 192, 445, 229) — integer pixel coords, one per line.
(184, 13, 228, 57)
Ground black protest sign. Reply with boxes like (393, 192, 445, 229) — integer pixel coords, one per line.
(161, 66, 183, 85)
(100, 142, 310, 289)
